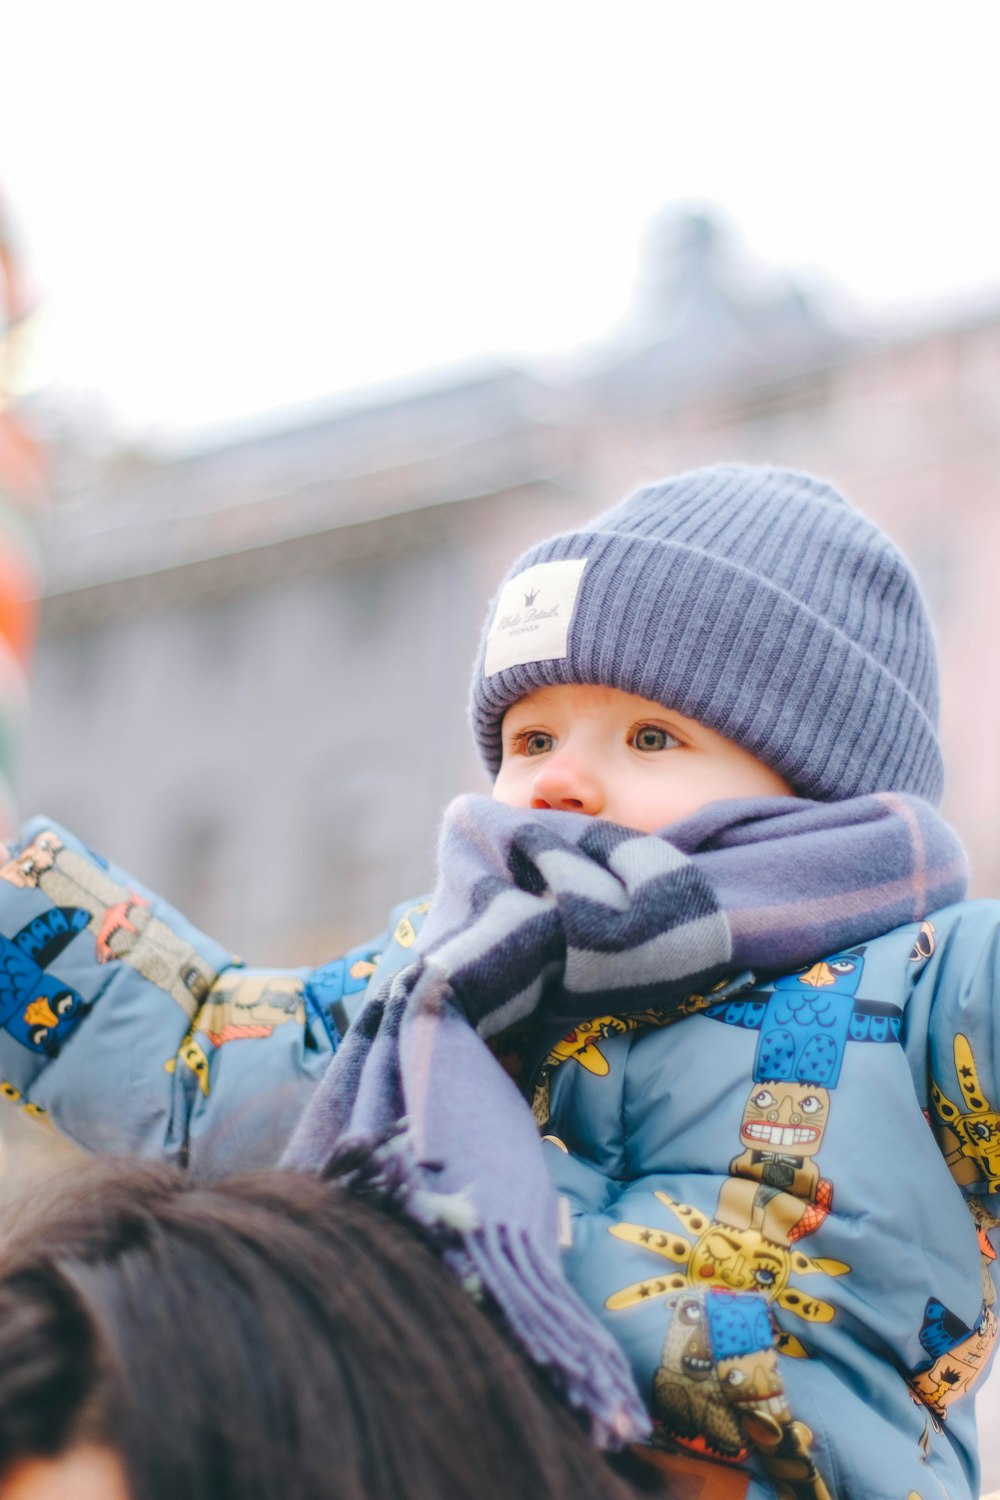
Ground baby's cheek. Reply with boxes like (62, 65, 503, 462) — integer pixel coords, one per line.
(492, 767, 527, 808)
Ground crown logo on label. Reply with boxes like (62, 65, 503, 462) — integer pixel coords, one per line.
(483, 557, 587, 679)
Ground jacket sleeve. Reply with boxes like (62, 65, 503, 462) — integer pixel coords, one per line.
(0, 816, 411, 1174)
(905, 899, 1000, 1222)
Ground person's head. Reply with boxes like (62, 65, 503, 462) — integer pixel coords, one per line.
(0, 1162, 655, 1500)
(473, 464, 942, 829)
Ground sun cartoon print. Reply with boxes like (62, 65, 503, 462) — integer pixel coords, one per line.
(605, 1189, 849, 1340)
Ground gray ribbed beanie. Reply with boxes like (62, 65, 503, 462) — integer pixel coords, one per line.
(470, 464, 943, 803)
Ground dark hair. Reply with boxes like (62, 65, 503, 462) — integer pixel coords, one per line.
(0, 1162, 660, 1500)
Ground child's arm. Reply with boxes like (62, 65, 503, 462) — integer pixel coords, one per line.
(906, 900, 1000, 1220)
(0, 817, 418, 1173)
(903, 897, 1000, 1359)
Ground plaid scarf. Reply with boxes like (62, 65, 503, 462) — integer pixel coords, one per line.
(283, 792, 967, 1446)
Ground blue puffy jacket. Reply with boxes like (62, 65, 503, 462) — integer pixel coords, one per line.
(537, 906, 1000, 1499)
(1, 817, 997, 1499)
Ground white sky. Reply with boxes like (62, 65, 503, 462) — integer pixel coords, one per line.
(2, 0, 999, 445)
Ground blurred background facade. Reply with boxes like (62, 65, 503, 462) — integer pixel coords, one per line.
(16, 206, 1000, 965)
(0, 188, 45, 840)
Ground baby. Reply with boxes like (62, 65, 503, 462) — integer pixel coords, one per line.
(1, 465, 997, 1500)
(288, 463, 996, 1499)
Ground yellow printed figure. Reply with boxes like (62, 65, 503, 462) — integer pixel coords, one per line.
(930, 1033, 1000, 1190)
(547, 1016, 628, 1076)
(528, 1003, 708, 1125)
(166, 1035, 211, 1098)
(191, 973, 305, 1047)
(544, 1013, 660, 1076)
(392, 901, 431, 949)
(606, 1189, 849, 1330)
(167, 974, 307, 1097)
(0, 1078, 51, 1128)
(719, 1083, 833, 1246)
(739, 1411, 832, 1500)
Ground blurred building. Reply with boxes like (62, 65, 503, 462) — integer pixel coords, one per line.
(18, 208, 1000, 966)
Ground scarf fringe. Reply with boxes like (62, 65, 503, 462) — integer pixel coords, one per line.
(319, 1121, 649, 1448)
(464, 1221, 651, 1449)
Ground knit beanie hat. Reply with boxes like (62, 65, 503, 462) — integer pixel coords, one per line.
(470, 464, 943, 804)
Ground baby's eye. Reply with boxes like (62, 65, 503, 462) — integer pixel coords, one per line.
(518, 731, 554, 757)
(630, 724, 679, 753)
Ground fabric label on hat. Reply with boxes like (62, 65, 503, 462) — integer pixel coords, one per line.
(483, 558, 587, 677)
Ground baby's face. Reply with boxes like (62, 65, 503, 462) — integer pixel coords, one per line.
(493, 684, 792, 833)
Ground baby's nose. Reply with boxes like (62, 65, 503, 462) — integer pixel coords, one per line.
(530, 754, 603, 817)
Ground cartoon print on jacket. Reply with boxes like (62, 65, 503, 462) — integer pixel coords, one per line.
(650, 1289, 831, 1499)
(651, 1290, 750, 1459)
(718, 1082, 833, 1246)
(606, 1188, 849, 1332)
(389, 899, 431, 950)
(741, 1412, 833, 1500)
(0, 906, 90, 1055)
(909, 921, 936, 962)
(930, 1033, 1000, 1191)
(968, 1198, 1000, 1306)
(166, 974, 308, 1097)
(543, 999, 716, 1080)
(303, 939, 389, 1044)
(704, 949, 901, 1091)
(597, 958, 873, 1491)
(708, 1293, 831, 1500)
(1, 832, 216, 1020)
(547, 1014, 648, 1077)
(704, 949, 904, 1246)
(0, 1077, 50, 1124)
(528, 996, 716, 1125)
(653, 1290, 776, 1461)
(908, 1296, 999, 1423)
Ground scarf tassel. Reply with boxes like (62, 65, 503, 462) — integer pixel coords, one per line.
(462, 1220, 651, 1449)
(319, 1123, 649, 1448)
